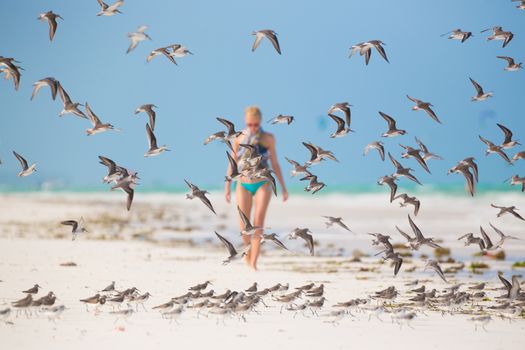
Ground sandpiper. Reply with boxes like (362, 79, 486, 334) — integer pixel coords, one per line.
(100, 281, 116, 292)
(496, 56, 522, 71)
(96, 0, 124, 16)
(407, 95, 442, 124)
(379, 111, 405, 137)
(479, 135, 512, 164)
(110, 174, 136, 211)
(38, 11, 63, 41)
(85, 102, 118, 135)
(364, 141, 385, 161)
(251, 30, 281, 54)
(147, 46, 178, 65)
(328, 102, 353, 135)
(469, 77, 493, 101)
(13, 151, 37, 177)
(184, 179, 216, 215)
(399, 144, 431, 173)
(61, 217, 88, 240)
(204, 131, 233, 150)
(217, 117, 244, 142)
(225, 151, 242, 181)
(440, 29, 473, 43)
(79, 294, 101, 311)
(491, 204, 524, 221)
(215, 231, 250, 264)
(144, 123, 170, 157)
(268, 114, 294, 125)
(135, 104, 157, 130)
(261, 233, 289, 251)
(302, 142, 338, 165)
(301, 171, 326, 194)
(31, 77, 58, 101)
(238, 205, 264, 236)
(397, 215, 441, 250)
(481, 26, 514, 48)
(448, 161, 476, 196)
(415, 137, 442, 160)
(127, 25, 151, 53)
(287, 228, 314, 256)
(497, 123, 520, 149)
(57, 82, 87, 119)
(377, 175, 398, 202)
(22, 284, 41, 294)
(349, 40, 389, 65)
(0, 56, 22, 91)
(425, 260, 448, 283)
(388, 152, 422, 185)
(393, 193, 420, 216)
(508, 174, 525, 191)
(285, 157, 310, 177)
(322, 216, 353, 232)
(457, 232, 485, 251)
(489, 223, 519, 249)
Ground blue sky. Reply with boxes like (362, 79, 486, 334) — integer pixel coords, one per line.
(0, 0, 524, 191)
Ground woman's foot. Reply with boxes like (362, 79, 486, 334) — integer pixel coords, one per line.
(243, 252, 252, 266)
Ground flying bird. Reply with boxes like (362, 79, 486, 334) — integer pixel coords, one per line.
(349, 40, 389, 65)
(377, 175, 398, 202)
(135, 104, 157, 130)
(440, 29, 473, 43)
(288, 228, 314, 256)
(215, 231, 249, 265)
(61, 218, 88, 241)
(481, 26, 514, 48)
(127, 26, 151, 53)
(96, 0, 124, 16)
(251, 30, 281, 54)
(393, 193, 420, 216)
(268, 115, 294, 125)
(379, 111, 405, 137)
(497, 123, 520, 149)
(85, 102, 118, 135)
(31, 77, 58, 101)
(469, 77, 493, 101)
(144, 123, 170, 157)
(364, 141, 385, 161)
(37, 11, 63, 41)
(184, 179, 216, 215)
(13, 151, 37, 177)
(496, 56, 522, 71)
(57, 82, 87, 119)
(491, 204, 524, 221)
(479, 135, 512, 164)
(407, 95, 442, 124)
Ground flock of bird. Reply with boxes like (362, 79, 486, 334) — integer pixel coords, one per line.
(1, 275, 523, 329)
(1, 0, 525, 331)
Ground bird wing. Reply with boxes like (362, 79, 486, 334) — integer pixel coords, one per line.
(251, 32, 264, 52)
(408, 215, 424, 240)
(423, 106, 441, 124)
(415, 136, 429, 153)
(480, 226, 493, 249)
(215, 231, 237, 256)
(395, 226, 413, 241)
(469, 77, 483, 95)
(264, 31, 281, 54)
(328, 113, 345, 133)
(85, 102, 102, 126)
(373, 42, 389, 63)
(496, 123, 513, 145)
(57, 82, 72, 105)
(198, 193, 216, 215)
(61, 220, 78, 231)
(379, 111, 396, 130)
(302, 142, 318, 162)
(47, 16, 58, 41)
(12, 151, 28, 170)
(237, 205, 252, 228)
(226, 151, 238, 175)
(463, 169, 475, 196)
(498, 274, 512, 292)
(145, 123, 158, 149)
(216, 117, 235, 135)
(388, 152, 402, 169)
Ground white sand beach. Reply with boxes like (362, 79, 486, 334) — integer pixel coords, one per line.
(0, 192, 524, 350)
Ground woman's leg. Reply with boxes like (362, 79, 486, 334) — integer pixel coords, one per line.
(250, 183, 272, 270)
(236, 182, 253, 264)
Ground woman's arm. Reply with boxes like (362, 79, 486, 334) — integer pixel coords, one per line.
(267, 135, 288, 202)
(224, 138, 240, 203)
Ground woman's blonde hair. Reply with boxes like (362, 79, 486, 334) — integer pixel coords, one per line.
(244, 105, 262, 120)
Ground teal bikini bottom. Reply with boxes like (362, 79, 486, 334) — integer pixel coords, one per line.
(239, 180, 267, 196)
